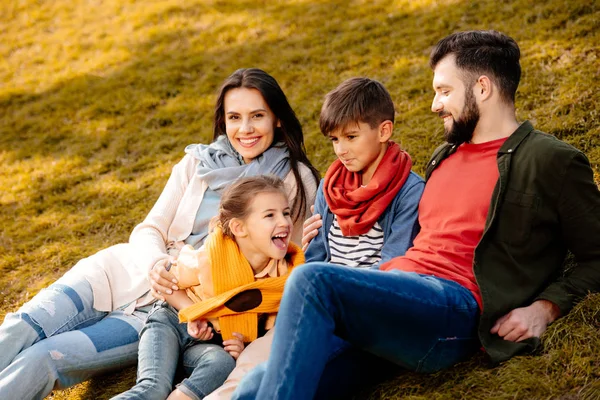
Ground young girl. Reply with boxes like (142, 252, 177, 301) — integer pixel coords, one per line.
(115, 175, 305, 400)
(0, 68, 318, 399)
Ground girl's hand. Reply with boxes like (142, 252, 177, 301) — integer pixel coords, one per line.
(223, 332, 245, 360)
(149, 260, 179, 300)
(188, 319, 214, 341)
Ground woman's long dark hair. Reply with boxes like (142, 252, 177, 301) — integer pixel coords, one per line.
(213, 68, 320, 224)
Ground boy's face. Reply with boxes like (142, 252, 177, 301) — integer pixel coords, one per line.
(328, 121, 392, 185)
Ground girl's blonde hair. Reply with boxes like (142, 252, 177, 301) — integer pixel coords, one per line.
(216, 175, 288, 238)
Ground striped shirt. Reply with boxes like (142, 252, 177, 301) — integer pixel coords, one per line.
(328, 215, 383, 268)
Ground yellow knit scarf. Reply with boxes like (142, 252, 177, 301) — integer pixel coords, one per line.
(178, 226, 305, 342)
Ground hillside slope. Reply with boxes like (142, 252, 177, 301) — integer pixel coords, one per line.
(1, 1, 598, 398)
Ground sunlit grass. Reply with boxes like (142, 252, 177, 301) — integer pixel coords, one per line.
(1, 0, 598, 398)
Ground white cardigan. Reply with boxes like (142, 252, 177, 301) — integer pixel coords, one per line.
(66, 153, 317, 313)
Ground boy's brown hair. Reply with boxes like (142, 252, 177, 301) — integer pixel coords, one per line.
(319, 77, 395, 136)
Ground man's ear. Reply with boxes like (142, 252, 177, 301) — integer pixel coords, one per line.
(378, 120, 394, 143)
(229, 218, 247, 238)
(477, 75, 493, 101)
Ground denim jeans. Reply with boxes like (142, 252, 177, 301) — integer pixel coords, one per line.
(235, 340, 402, 400)
(232, 262, 480, 400)
(114, 301, 235, 400)
(0, 275, 148, 400)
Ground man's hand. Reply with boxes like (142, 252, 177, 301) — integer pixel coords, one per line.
(302, 205, 322, 252)
(149, 261, 179, 301)
(188, 319, 214, 341)
(490, 300, 560, 342)
(223, 332, 245, 360)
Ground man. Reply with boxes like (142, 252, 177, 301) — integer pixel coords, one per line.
(233, 30, 600, 400)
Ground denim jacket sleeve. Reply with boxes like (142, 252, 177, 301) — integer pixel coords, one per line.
(376, 172, 425, 269)
(305, 179, 330, 263)
(534, 152, 600, 314)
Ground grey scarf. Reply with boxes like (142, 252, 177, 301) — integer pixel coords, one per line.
(185, 135, 291, 194)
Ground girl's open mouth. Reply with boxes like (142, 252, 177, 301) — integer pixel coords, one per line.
(272, 232, 289, 250)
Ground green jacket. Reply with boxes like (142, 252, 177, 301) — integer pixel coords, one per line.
(425, 121, 600, 363)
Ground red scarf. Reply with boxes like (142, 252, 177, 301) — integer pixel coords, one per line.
(324, 142, 412, 236)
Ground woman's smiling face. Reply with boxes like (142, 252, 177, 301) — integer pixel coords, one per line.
(224, 87, 278, 164)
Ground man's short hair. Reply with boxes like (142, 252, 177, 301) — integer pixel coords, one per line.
(429, 30, 521, 104)
(319, 77, 395, 136)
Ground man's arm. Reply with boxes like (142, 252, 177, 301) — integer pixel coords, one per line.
(533, 152, 600, 313)
(490, 299, 560, 342)
(492, 152, 600, 342)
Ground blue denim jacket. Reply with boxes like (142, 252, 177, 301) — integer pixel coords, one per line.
(305, 172, 425, 268)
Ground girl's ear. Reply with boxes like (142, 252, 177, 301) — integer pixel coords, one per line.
(276, 119, 281, 128)
(229, 218, 248, 238)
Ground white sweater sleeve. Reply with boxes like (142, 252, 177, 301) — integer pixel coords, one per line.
(284, 163, 318, 245)
(129, 154, 196, 273)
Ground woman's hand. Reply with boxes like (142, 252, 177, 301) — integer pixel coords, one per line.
(188, 319, 214, 341)
(302, 205, 322, 252)
(223, 332, 245, 360)
(149, 260, 179, 301)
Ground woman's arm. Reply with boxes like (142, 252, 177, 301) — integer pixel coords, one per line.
(155, 244, 210, 300)
(129, 154, 196, 274)
(284, 163, 318, 245)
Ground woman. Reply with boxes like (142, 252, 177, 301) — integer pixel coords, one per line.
(0, 68, 319, 400)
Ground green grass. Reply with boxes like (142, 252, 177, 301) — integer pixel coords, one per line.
(1, 0, 598, 398)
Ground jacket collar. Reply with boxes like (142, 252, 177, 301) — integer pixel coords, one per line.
(498, 120, 534, 155)
(426, 120, 535, 180)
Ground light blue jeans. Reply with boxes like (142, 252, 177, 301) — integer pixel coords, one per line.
(114, 301, 235, 400)
(232, 262, 480, 400)
(0, 275, 148, 400)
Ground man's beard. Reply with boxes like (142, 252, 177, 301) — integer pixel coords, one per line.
(441, 88, 480, 145)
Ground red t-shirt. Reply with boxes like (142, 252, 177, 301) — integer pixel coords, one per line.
(380, 137, 507, 310)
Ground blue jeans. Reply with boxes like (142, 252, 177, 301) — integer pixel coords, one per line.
(235, 340, 402, 400)
(114, 301, 235, 400)
(0, 275, 148, 400)
(233, 262, 480, 400)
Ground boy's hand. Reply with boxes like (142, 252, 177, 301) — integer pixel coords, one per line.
(223, 332, 245, 360)
(188, 319, 214, 341)
(149, 259, 179, 300)
(302, 206, 322, 252)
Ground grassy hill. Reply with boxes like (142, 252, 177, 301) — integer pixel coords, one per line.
(1, 0, 598, 398)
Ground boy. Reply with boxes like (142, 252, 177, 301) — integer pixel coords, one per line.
(305, 77, 424, 268)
